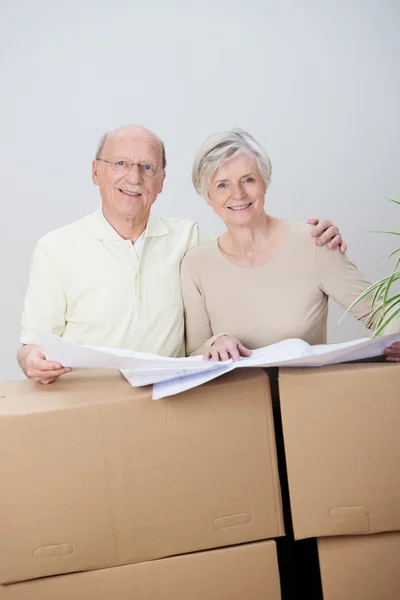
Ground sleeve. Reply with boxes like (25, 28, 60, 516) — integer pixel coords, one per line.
(185, 225, 215, 255)
(198, 228, 215, 245)
(180, 254, 224, 356)
(20, 240, 67, 345)
(316, 245, 400, 334)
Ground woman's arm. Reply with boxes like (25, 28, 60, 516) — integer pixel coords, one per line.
(180, 255, 221, 356)
(316, 245, 400, 333)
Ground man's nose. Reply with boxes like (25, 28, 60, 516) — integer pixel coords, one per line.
(124, 164, 142, 184)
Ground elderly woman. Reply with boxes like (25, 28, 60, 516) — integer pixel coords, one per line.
(181, 128, 400, 362)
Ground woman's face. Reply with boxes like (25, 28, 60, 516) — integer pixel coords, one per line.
(207, 153, 267, 226)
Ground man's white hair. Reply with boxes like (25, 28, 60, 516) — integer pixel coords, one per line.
(95, 129, 167, 168)
(192, 128, 272, 199)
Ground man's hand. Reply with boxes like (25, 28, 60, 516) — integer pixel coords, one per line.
(308, 217, 348, 254)
(384, 342, 400, 362)
(17, 344, 71, 384)
(204, 335, 252, 362)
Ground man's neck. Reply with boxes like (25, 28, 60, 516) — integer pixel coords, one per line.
(101, 206, 150, 243)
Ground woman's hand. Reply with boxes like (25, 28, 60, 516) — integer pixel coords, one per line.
(384, 342, 400, 362)
(204, 335, 252, 362)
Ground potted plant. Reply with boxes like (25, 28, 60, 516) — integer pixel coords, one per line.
(347, 199, 400, 337)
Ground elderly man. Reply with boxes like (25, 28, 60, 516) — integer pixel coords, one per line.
(17, 125, 351, 384)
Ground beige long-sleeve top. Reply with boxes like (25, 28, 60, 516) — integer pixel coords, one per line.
(180, 222, 395, 356)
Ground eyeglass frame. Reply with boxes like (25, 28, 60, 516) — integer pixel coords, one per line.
(96, 157, 164, 178)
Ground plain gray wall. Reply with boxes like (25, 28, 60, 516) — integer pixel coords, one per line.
(1, 0, 399, 381)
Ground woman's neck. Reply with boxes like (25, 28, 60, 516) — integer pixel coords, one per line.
(219, 214, 286, 267)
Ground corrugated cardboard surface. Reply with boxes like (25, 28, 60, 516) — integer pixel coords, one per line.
(279, 363, 400, 540)
(318, 532, 400, 600)
(0, 368, 283, 584)
(0, 541, 281, 600)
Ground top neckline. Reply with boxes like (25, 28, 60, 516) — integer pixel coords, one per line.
(215, 220, 291, 270)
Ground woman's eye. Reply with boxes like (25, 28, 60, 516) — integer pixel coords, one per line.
(244, 177, 255, 183)
(217, 182, 227, 189)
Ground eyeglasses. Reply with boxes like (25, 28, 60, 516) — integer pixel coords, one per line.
(97, 158, 163, 178)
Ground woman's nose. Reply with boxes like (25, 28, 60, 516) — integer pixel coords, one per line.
(231, 182, 245, 200)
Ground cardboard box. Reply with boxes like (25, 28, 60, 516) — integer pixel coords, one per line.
(318, 532, 400, 600)
(278, 362, 400, 540)
(0, 368, 283, 584)
(0, 540, 281, 600)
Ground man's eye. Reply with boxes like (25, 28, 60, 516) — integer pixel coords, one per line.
(143, 164, 152, 171)
(116, 160, 126, 167)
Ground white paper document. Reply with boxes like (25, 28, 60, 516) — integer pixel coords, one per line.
(39, 331, 400, 400)
(40, 332, 229, 371)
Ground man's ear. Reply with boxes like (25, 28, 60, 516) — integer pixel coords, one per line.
(92, 160, 99, 185)
(158, 170, 166, 193)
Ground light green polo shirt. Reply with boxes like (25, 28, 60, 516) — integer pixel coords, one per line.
(20, 209, 212, 357)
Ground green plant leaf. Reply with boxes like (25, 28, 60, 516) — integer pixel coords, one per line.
(339, 275, 395, 322)
(366, 293, 400, 322)
(364, 230, 400, 237)
(375, 296, 400, 329)
(372, 279, 390, 307)
(383, 270, 400, 305)
(384, 247, 400, 264)
(353, 197, 400, 334)
(373, 304, 400, 337)
(339, 271, 400, 325)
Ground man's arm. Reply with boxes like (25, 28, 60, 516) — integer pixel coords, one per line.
(17, 344, 71, 384)
(18, 239, 70, 383)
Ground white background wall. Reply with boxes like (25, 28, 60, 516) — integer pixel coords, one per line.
(1, 0, 399, 381)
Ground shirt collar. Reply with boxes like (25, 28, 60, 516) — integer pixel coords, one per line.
(145, 211, 169, 238)
(88, 208, 169, 241)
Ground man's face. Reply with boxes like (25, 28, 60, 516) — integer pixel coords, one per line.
(92, 132, 165, 221)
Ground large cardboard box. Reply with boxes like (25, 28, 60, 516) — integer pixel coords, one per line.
(0, 368, 283, 584)
(278, 363, 400, 540)
(318, 532, 400, 600)
(0, 541, 281, 600)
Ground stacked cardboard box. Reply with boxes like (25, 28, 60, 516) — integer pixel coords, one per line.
(279, 362, 400, 599)
(0, 541, 281, 600)
(317, 532, 400, 600)
(2, 360, 399, 598)
(0, 368, 283, 598)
